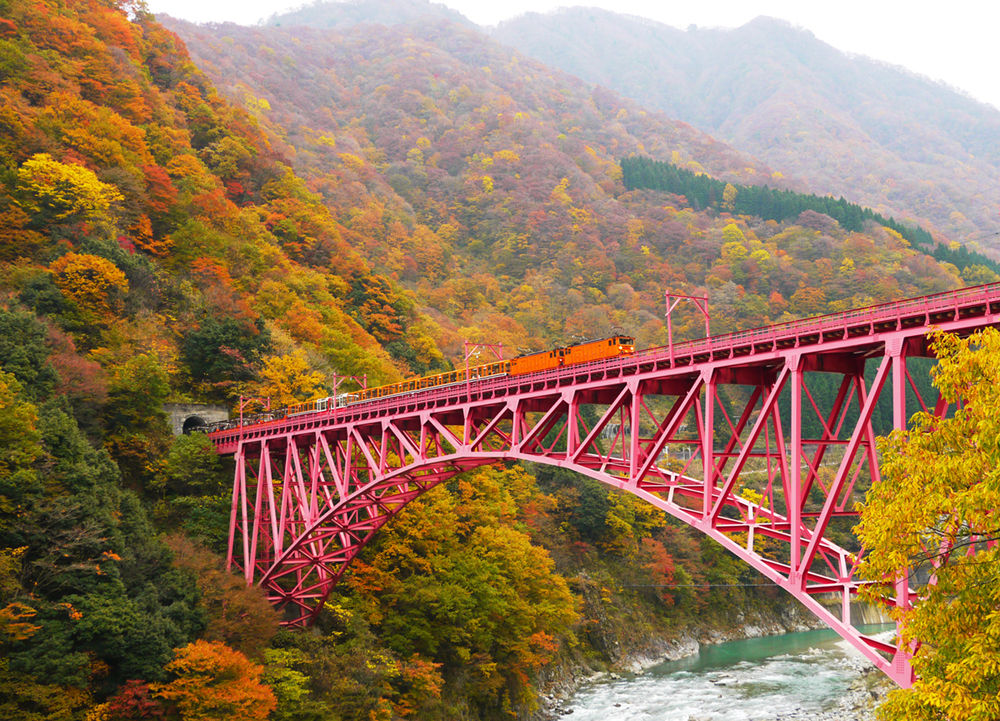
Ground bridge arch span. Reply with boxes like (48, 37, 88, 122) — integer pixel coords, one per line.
(236, 441, 875, 672)
(214, 283, 1000, 689)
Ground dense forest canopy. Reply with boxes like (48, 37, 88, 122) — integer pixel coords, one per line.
(621, 155, 1000, 277)
(495, 9, 1000, 246)
(169, 11, 980, 351)
(0, 0, 994, 718)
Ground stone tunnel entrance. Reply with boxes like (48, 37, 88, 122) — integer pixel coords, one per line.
(163, 403, 229, 436)
(182, 415, 208, 434)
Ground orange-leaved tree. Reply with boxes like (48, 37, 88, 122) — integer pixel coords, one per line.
(152, 640, 276, 721)
(49, 252, 129, 321)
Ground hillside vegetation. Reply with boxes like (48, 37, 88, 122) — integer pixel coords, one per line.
(0, 0, 991, 718)
(621, 156, 1000, 279)
(170, 8, 972, 349)
(494, 10, 1000, 246)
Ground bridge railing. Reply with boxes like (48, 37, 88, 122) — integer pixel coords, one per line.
(210, 282, 1000, 437)
(639, 282, 998, 362)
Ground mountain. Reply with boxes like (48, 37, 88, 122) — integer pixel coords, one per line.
(0, 0, 477, 713)
(164, 9, 967, 355)
(266, 0, 473, 28)
(0, 1, 986, 717)
(493, 10, 1000, 247)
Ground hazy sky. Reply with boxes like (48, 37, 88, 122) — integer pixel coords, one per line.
(146, 0, 1000, 111)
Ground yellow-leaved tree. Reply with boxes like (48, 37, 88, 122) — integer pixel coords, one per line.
(856, 329, 1000, 721)
(253, 349, 326, 408)
(15, 153, 122, 226)
(722, 182, 738, 211)
(49, 252, 129, 321)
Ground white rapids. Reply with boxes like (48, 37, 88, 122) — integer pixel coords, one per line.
(561, 627, 891, 721)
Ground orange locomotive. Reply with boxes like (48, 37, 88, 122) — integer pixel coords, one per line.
(283, 335, 634, 416)
(509, 335, 635, 374)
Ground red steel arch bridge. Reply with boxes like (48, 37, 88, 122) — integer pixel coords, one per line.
(207, 282, 1000, 688)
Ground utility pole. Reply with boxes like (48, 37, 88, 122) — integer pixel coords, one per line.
(331, 373, 368, 416)
(665, 292, 710, 363)
(464, 340, 504, 401)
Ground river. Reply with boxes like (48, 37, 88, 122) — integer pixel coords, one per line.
(561, 626, 892, 720)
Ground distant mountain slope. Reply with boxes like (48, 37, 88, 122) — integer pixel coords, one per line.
(166, 8, 973, 353)
(265, 0, 473, 28)
(493, 10, 1000, 247)
(169, 14, 771, 187)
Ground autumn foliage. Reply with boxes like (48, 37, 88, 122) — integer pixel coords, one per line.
(170, 11, 969, 362)
(0, 1, 990, 719)
(153, 640, 276, 721)
(49, 252, 129, 320)
(16, 153, 123, 224)
(857, 330, 1000, 721)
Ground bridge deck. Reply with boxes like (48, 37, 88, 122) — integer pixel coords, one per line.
(210, 282, 1000, 453)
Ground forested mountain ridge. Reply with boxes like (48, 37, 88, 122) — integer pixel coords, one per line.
(620, 156, 1000, 279)
(0, 0, 993, 718)
(267, 0, 473, 29)
(493, 9, 1000, 246)
(167, 8, 976, 355)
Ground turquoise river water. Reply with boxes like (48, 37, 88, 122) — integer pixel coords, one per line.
(563, 626, 892, 720)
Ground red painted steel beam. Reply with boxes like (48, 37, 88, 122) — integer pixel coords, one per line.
(209, 282, 1000, 687)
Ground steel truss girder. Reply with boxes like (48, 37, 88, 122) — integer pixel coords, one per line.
(222, 298, 1000, 690)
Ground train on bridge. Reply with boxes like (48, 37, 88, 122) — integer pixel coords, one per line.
(215, 334, 635, 428)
